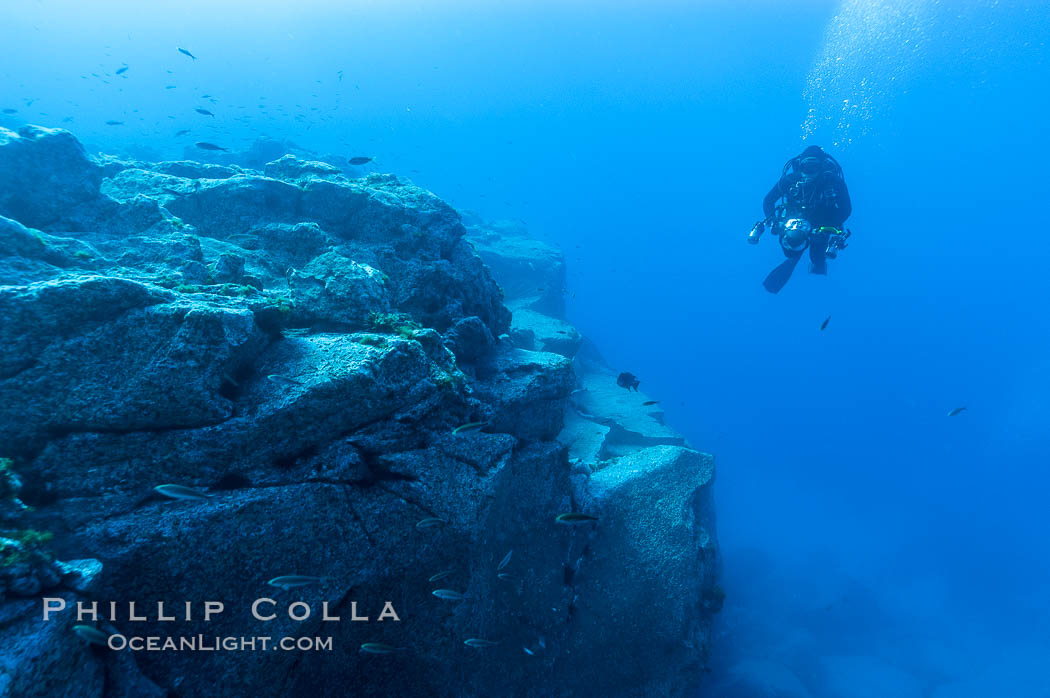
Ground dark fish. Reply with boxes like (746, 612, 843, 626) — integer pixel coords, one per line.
(105, 120, 124, 125)
(115, 66, 128, 75)
(195, 142, 228, 151)
(2, 108, 17, 114)
(948, 406, 967, 417)
(642, 400, 659, 406)
(452, 421, 487, 435)
(616, 372, 640, 391)
(161, 188, 182, 196)
(175, 129, 190, 136)
(166, 85, 177, 89)
(178, 47, 197, 60)
(195, 108, 214, 116)
(555, 512, 598, 525)
(348, 156, 373, 166)
(820, 315, 831, 331)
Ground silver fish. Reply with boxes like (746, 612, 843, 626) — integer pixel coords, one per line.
(452, 421, 487, 435)
(360, 643, 403, 654)
(415, 517, 446, 530)
(73, 625, 110, 646)
(464, 638, 499, 648)
(431, 589, 467, 601)
(497, 549, 513, 572)
(267, 374, 304, 387)
(267, 575, 332, 591)
(153, 484, 213, 501)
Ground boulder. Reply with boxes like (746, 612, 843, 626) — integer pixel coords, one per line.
(263, 154, 344, 181)
(465, 217, 567, 317)
(0, 276, 266, 454)
(472, 348, 575, 440)
(288, 251, 390, 327)
(511, 308, 581, 357)
(443, 315, 495, 362)
(561, 445, 718, 697)
(0, 126, 103, 229)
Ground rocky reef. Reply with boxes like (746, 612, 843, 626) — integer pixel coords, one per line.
(0, 125, 719, 697)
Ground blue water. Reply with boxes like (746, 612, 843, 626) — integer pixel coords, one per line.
(5, 1, 1049, 695)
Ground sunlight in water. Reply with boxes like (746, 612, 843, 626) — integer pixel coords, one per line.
(802, 0, 933, 148)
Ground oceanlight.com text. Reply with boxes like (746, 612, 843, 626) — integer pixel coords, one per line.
(106, 634, 334, 652)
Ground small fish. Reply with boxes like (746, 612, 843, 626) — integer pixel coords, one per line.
(267, 374, 303, 386)
(642, 400, 659, 406)
(948, 406, 967, 417)
(115, 66, 128, 75)
(555, 512, 598, 525)
(166, 85, 177, 89)
(522, 646, 535, 656)
(267, 575, 332, 591)
(161, 187, 182, 196)
(178, 47, 197, 60)
(195, 142, 228, 151)
(616, 372, 640, 391)
(2, 108, 17, 114)
(153, 484, 214, 501)
(73, 625, 111, 646)
(497, 573, 520, 582)
(431, 589, 468, 601)
(195, 108, 214, 116)
(497, 549, 513, 572)
(175, 129, 190, 136)
(105, 120, 124, 125)
(428, 570, 454, 583)
(820, 315, 831, 331)
(348, 156, 373, 166)
(464, 638, 499, 648)
(416, 517, 446, 530)
(452, 421, 488, 435)
(360, 643, 403, 654)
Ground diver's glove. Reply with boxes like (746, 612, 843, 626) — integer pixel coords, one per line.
(747, 220, 765, 245)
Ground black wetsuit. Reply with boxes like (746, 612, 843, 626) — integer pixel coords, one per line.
(762, 145, 851, 273)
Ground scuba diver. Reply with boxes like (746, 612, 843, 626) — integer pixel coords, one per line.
(747, 145, 852, 293)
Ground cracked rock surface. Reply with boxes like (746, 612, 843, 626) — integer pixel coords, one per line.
(0, 126, 719, 698)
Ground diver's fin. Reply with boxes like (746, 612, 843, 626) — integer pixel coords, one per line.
(762, 255, 802, 294)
